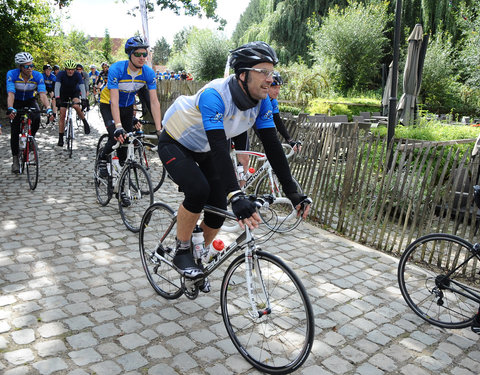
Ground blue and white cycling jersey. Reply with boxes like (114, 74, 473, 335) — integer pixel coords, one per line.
(43, 72, 56, 91)
(89, 70, 99, 85)
(100, 60, 156, 107)
(162, 75, 275, 153)
(6, 69, 46, 101)
(270, 98, 280, 114)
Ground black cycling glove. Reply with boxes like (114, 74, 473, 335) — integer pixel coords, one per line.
(230, 193, 257, 220)
(114, 127, 126, 138)
(286, 192, 309, 208)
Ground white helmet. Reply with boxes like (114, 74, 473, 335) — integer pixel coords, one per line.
(15, 52, 34, 65)
(90, 64, 96, 69)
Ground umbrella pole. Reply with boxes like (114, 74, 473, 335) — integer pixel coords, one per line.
(387, 0, 402, 169)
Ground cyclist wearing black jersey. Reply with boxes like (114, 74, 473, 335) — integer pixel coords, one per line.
(6, 52, 54, 172)
(54, 60, 91, 147)
(95, 62, 109, 91)
(157, 41, 311, 280)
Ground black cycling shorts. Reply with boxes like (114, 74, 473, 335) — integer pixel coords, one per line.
(157, 131, 227, 229)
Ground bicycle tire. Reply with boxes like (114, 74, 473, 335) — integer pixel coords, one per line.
(138, 141, 166, 192)
(67, 118, 73, 158)
(221, 250, 314, 374)
(254, 174, 303, 233)
(96, 134, 109, 157)
(94, 147, 112, 206)
(25, 138, 39, 190)
(139, 202, 183, 299)
(398, 233, 480, 329)
(118, 162, 154, 232)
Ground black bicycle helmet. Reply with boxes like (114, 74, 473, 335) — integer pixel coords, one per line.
(229, 41, 278, 74)
(272, 71, 284, 86)
(43, 64, 52, 71)
(76, 63, 83, 69)
(125, 36, 149, 56)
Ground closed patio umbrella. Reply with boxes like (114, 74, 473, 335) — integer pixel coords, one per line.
(382, 61, 395, 116)
(397, 24, 424, 125)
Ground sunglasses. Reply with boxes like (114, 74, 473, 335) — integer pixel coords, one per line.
(243, 67, 275, 78)
(22, 64, 35, 69)
(132, 52, 148, 58)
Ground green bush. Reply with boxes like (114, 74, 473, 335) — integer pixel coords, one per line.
(309, 1, 390, 93)
(306, 97, 381, 119)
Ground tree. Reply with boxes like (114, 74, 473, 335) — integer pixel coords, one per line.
(125, 0, 226, 29)
(172, 26, 193, 53)
(102, 29, 113, 63)
(0, 0, 61, 105)
(152, 37, 171, 65)
(184, 28, 231, 80)
(310, 1, 390, 93)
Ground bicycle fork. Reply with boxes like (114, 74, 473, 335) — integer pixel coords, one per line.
(245, 245, 272, 319)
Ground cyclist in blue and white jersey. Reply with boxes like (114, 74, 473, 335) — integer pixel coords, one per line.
(97, 36, 162, 179)
(89, 64, 99, 90)
(6, 52, 53, 173)
(54, 59, 91, 147)
(157, 41, 311, 281)
(43, 64, 57, 117)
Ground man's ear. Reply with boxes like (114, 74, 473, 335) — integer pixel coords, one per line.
(238, 71, 246, 83)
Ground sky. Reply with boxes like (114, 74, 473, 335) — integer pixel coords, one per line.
(59, 0, 251, 45)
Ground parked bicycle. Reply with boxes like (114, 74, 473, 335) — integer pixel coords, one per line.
(93, 131, 154, 232)
(397, 185, 480, 329)
(139, 196, 314, 374)
(96, 128, 165, 192)
(15, 107, 49, 190)
(222, 143, 303, 233)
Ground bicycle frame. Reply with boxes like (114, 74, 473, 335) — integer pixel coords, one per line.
(18, 113, 33, 174)
(153, 203, 272, 318)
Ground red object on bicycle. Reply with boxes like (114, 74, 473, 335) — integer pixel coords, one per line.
(248, 167, 255, 174)
(212, 239, 225, 251)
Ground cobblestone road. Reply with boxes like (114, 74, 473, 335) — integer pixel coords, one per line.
(1, 110, 480, 375)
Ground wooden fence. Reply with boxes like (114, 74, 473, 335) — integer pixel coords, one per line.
(248, 116, 480, 256)
(157, 80, 206, 119)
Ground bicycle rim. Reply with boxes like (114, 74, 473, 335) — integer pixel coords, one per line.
(94, 148, 112, 206)
(255, 174, 302, 233)
(25, 138, 39, 190)
(140, 141, 166, 192)
(221, 251, 314, 374)
(398, 233, 480, 329)
(118, 163, 153, 232)
(67, 118, 73, 158)
(139, 203, 183, 299)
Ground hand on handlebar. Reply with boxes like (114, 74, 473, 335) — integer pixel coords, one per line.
(7, 107, 17, 120)
(288, 140, 302, 152)
(286, 192, 312, 219)
(230, 192, 261, 230)
(114, 127, 127, 144)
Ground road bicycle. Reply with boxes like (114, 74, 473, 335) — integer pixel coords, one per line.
(397, 185, 480, 329)
(93, 131, 154, 232)
(15, 107, 48, 190)
(63, 101, 80, 158)
(222, 143, 303, 233)
(139, 197, 314, 374)
(96, 128, 166, 192)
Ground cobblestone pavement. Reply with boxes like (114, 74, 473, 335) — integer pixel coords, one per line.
(1, 110, 480, 375)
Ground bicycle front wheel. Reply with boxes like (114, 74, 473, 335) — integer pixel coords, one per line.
(398, 233, 480, 329)
(139, 141, 166, 192)
(139, 203, 183, 299)
(66, 118, 73, 158)
(94, 147, 112, 206)
(118, 162, 153, 232)
(255, 174, 303, 233)
(221, 251, 314, 374)
(25, 138, 39, 190)
(96, 133, 109, 157)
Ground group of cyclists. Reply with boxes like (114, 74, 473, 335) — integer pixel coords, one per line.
(5, 37, 311, 283)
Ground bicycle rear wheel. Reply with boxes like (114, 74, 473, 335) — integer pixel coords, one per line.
(255, 174, 303, 233)
(398, 233, 480, 329)
(66, 118, 73, 158)
(25, 138, 39, 190)
(221, 251, 314, 374)
(139, 203, 183, 299)
(94, 147, 112, 206)
(138, 141, 166, 192)
(118, 162, 153, 232)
